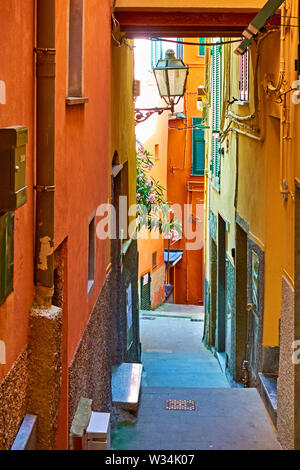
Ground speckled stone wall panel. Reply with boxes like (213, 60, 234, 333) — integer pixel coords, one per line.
(69, 272, 113, 433)
(235, 222, 248, 383)
(226, 258, 236, 377)
(0, 348, 28, 450)
(247, 237, 265, 387)
(110, 238, 123, 366)
(277, 276, 295, 450)
(69, 240, 140, 437)
(27, 306, 62, 450)
(119, 240, 140, 364)
(203, 279, 210, 348)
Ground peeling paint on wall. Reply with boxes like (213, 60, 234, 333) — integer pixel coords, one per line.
(38, 236, 54, 271)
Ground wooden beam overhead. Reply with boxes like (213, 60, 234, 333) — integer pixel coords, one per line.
(115, 0, 266, 12)
(115, 11, 280, 38)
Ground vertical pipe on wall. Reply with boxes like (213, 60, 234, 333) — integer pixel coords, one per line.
(279, 3, 289, 200)
(35, 0, 56, 306)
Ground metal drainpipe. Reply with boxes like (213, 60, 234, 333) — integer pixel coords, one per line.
(34, 0, 56, 307)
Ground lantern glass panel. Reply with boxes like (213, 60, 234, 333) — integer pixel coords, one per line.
(167, 68, 187, 97)
(154, 69, 169, 97)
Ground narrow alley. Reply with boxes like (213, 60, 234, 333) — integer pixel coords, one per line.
(2, 0, 300, 454)
(112, 306, 280, 450)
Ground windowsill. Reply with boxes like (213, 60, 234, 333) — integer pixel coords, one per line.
(212, 182, 220, 193)
(66, 96, 89, 106)
(234, 100, 249, 106)
(191, 173, 205, 177)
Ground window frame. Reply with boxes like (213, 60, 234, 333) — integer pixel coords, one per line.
(67, 0, 85, 100)
(239, 50, 249, 102)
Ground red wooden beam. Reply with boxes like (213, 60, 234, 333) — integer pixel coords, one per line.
(115, 11, 280, 38)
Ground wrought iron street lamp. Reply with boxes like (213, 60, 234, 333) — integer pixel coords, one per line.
(135, 49, 189, 125)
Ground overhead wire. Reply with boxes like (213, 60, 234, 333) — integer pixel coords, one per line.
(151, 37, 242, 47)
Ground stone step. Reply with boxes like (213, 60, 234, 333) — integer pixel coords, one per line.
(258, 372, 277, 427)
(112, 363, 143, 411)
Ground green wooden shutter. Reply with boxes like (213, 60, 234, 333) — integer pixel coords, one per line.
(140, 273, 151, 310)
(0, 212, 14, 306)
(192, 117, 205, 175)
(176, 38, 184, 60)
(199, 38, 205, 56)
(211, 43, 221, 189)
(151, 39, 163, 69)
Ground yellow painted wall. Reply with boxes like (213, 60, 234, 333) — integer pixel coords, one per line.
(111, 40, 137, 211)
(205, 6, 297, 347)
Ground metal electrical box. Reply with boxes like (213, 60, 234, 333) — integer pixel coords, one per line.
(0, 126, 28, 211)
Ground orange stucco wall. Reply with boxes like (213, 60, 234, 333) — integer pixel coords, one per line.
(54, 0, 112, 448)
(0, 1, 35, 381)
(55, 0, 111, 364)
(0, 0, 113, 449)
(166, 39, 205, 305)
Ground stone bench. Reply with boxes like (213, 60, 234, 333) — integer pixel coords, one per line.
(112, 363, 143, 412)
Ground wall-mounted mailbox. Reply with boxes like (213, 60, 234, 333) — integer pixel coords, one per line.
(0, 126, 28, 211)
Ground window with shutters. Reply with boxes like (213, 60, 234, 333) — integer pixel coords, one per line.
(151, 38, 183, 69)
(151, 39, 163, 69)
(68, 0, 84, 97)
(199, 38, 205, 57)
(211, 42, 222, 190)
(192, 117, 205, 176)
(176, 38, 184, 61)
(239, 50, 249, 102)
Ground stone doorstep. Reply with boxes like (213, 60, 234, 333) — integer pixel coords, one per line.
(112, 363, 143, 412)
(258, 372, 278, 428)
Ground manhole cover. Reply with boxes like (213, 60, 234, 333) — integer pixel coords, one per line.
(141, 316, 156, 320)
(165, 400, 196, 411)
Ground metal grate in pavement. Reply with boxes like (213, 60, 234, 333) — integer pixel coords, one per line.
(165, 399, 196, 411)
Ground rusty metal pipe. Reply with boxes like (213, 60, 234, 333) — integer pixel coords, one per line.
(34, 0, 56, 306)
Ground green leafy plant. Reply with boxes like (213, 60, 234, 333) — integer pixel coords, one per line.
(136, 144, 182, 241)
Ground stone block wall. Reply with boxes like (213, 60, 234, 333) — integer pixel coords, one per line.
(277, 276, 295, 450)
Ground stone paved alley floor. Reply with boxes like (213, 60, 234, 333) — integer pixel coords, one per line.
(111, 305, 281, 450)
